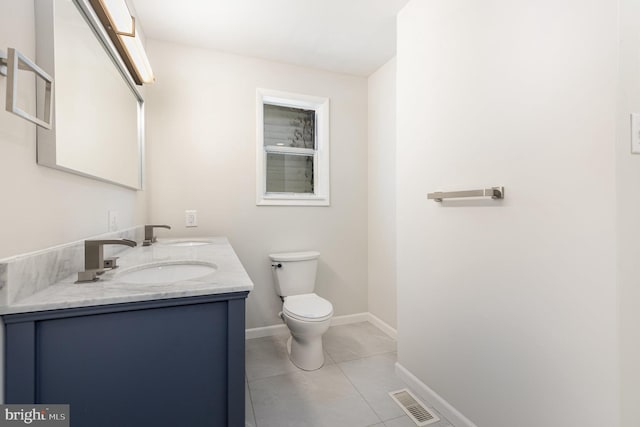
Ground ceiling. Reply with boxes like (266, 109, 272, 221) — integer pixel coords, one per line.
(130, 0, 409, 76)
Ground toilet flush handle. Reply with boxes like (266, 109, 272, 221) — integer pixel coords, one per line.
(271, 263, 282, 269)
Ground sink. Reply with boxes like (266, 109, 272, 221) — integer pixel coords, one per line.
(116, 261, 217, 284)
(159, 240, 213, 247)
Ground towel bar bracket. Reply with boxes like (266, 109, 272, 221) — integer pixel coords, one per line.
(0, 47, 54, 130)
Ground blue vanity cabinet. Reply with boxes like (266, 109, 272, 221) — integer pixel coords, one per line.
(3, 292, 248, 427)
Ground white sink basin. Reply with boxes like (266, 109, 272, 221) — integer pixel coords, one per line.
(116, 261, 217, 284)
(159, 240, 213, 247)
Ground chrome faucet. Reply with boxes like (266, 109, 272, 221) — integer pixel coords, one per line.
(143, 224, 171, 246)
(76, 239, 137, 283)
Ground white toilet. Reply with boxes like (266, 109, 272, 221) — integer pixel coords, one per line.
(269, 251, 333, 371)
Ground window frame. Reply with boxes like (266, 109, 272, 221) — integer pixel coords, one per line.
(256, 88, 330, 206)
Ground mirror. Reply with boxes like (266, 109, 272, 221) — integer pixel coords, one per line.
(35, 0, 143, 190)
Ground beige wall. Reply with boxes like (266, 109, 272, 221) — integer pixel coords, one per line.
(396, 1, 618, 426)
(145, 40, 369, 329)
(368, 58, 397, 328)
(0, 0, 146, 260)
(6, 1, 635, 421)
(617, 0, 640, 424)
(0, 0, 147, 404)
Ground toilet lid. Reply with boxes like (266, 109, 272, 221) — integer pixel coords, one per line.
(283, 293, 333, 321)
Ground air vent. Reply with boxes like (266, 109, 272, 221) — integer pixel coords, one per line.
(389, 389, 440, 426)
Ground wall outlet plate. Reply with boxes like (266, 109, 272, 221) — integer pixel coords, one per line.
(631, 113, 640, 154)
(185, 210, 198, 227)
(108, 210, 119, 231)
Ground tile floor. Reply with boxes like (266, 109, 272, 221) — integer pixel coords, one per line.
(245, 321, 454, 427)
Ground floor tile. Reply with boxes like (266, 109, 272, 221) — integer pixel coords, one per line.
(339, 352, 407, 421)
(384, 414, 452, 427)
(245, 334, 299, 382)
(383, 416, 416, 427)
(424, 407, 453, 427)
(245, 379, 256, 427)
(246, 333, 334, 382)
(324, 322, 396, 362)
(249, 364, 381, 427)
(244, 321, 456, 427)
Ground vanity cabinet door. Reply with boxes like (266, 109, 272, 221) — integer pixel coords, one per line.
(4, 294, 247, 427)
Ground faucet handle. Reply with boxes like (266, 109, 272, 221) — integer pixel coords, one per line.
(144, 224, 172, 246)
(103, 256, 120, 270)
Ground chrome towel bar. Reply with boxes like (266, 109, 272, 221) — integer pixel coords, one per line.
(427, 186, 505, 202)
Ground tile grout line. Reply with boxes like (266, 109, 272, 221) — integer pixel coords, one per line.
(245, 334, 298, 384)
(246, 377, 259, 427)
(334, 356, 385, 426)
(384, 414, 408, 423)
(329, 349, 399, 365)
(245, 321, 399, 426)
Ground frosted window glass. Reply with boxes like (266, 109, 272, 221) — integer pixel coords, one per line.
(266, 153, 314, 193)
(264, 104, 315, 149)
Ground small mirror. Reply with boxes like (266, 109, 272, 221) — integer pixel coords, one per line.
(35, 0, 143, 190)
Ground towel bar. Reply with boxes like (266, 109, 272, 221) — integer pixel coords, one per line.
(427, 186, 505, 202)
(0, 47, 53, 129)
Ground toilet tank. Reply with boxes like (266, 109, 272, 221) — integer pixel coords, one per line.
(269, 251, 320, 297)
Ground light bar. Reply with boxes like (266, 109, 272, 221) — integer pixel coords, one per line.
(89, 0, 154, 85)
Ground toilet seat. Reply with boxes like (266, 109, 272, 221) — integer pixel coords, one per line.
(283, 293, 333, 322)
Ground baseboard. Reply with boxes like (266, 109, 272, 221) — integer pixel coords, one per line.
(245, 323, 289, 340)
(330, 312, 369, 326)
(395, 362, 477, 427)
(367, 312, 397, 339)
(246, 312, 376, 340)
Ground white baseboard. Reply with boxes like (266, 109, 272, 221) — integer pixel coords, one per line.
(367, 312, 397, 339)
(330, 312, 369, 326)
(245, 323, 289, 340)
(395, 362, 477, 427)
(245, 311, 395, 340)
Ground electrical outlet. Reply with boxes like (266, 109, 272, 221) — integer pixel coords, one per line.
(185, 210, 198, 227)
(108, 210, 119, 232)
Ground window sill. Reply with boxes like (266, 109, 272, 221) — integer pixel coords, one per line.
(257, 194, 330, 207)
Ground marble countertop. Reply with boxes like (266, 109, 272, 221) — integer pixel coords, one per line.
(0, 237, 254, 316)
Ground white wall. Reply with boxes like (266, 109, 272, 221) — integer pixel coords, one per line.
(617, 0, 640, 424)
(0, 0, 147, 403)
(396, 1, 619, 426)
(145, 40, 368, 329)
(368, 58, 397, 328)
(0, 0, 146, 260)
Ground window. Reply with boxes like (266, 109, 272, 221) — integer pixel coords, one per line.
(256, 89, 330, 206)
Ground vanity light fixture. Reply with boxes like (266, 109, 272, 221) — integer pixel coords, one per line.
(88, 0, 154, 85)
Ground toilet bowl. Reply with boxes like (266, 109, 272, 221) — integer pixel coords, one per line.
(282, 293, 333, 370)
(269, 251, 333, 371)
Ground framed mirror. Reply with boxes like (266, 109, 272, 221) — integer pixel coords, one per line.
(35, 0, 144, 190)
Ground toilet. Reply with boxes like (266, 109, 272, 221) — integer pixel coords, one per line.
(269, 251, 333, 371)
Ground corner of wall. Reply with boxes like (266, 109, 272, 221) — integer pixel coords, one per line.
(367, 56, 397, 329)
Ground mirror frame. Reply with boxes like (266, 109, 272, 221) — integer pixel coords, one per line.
(34, 0, 145, 190)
